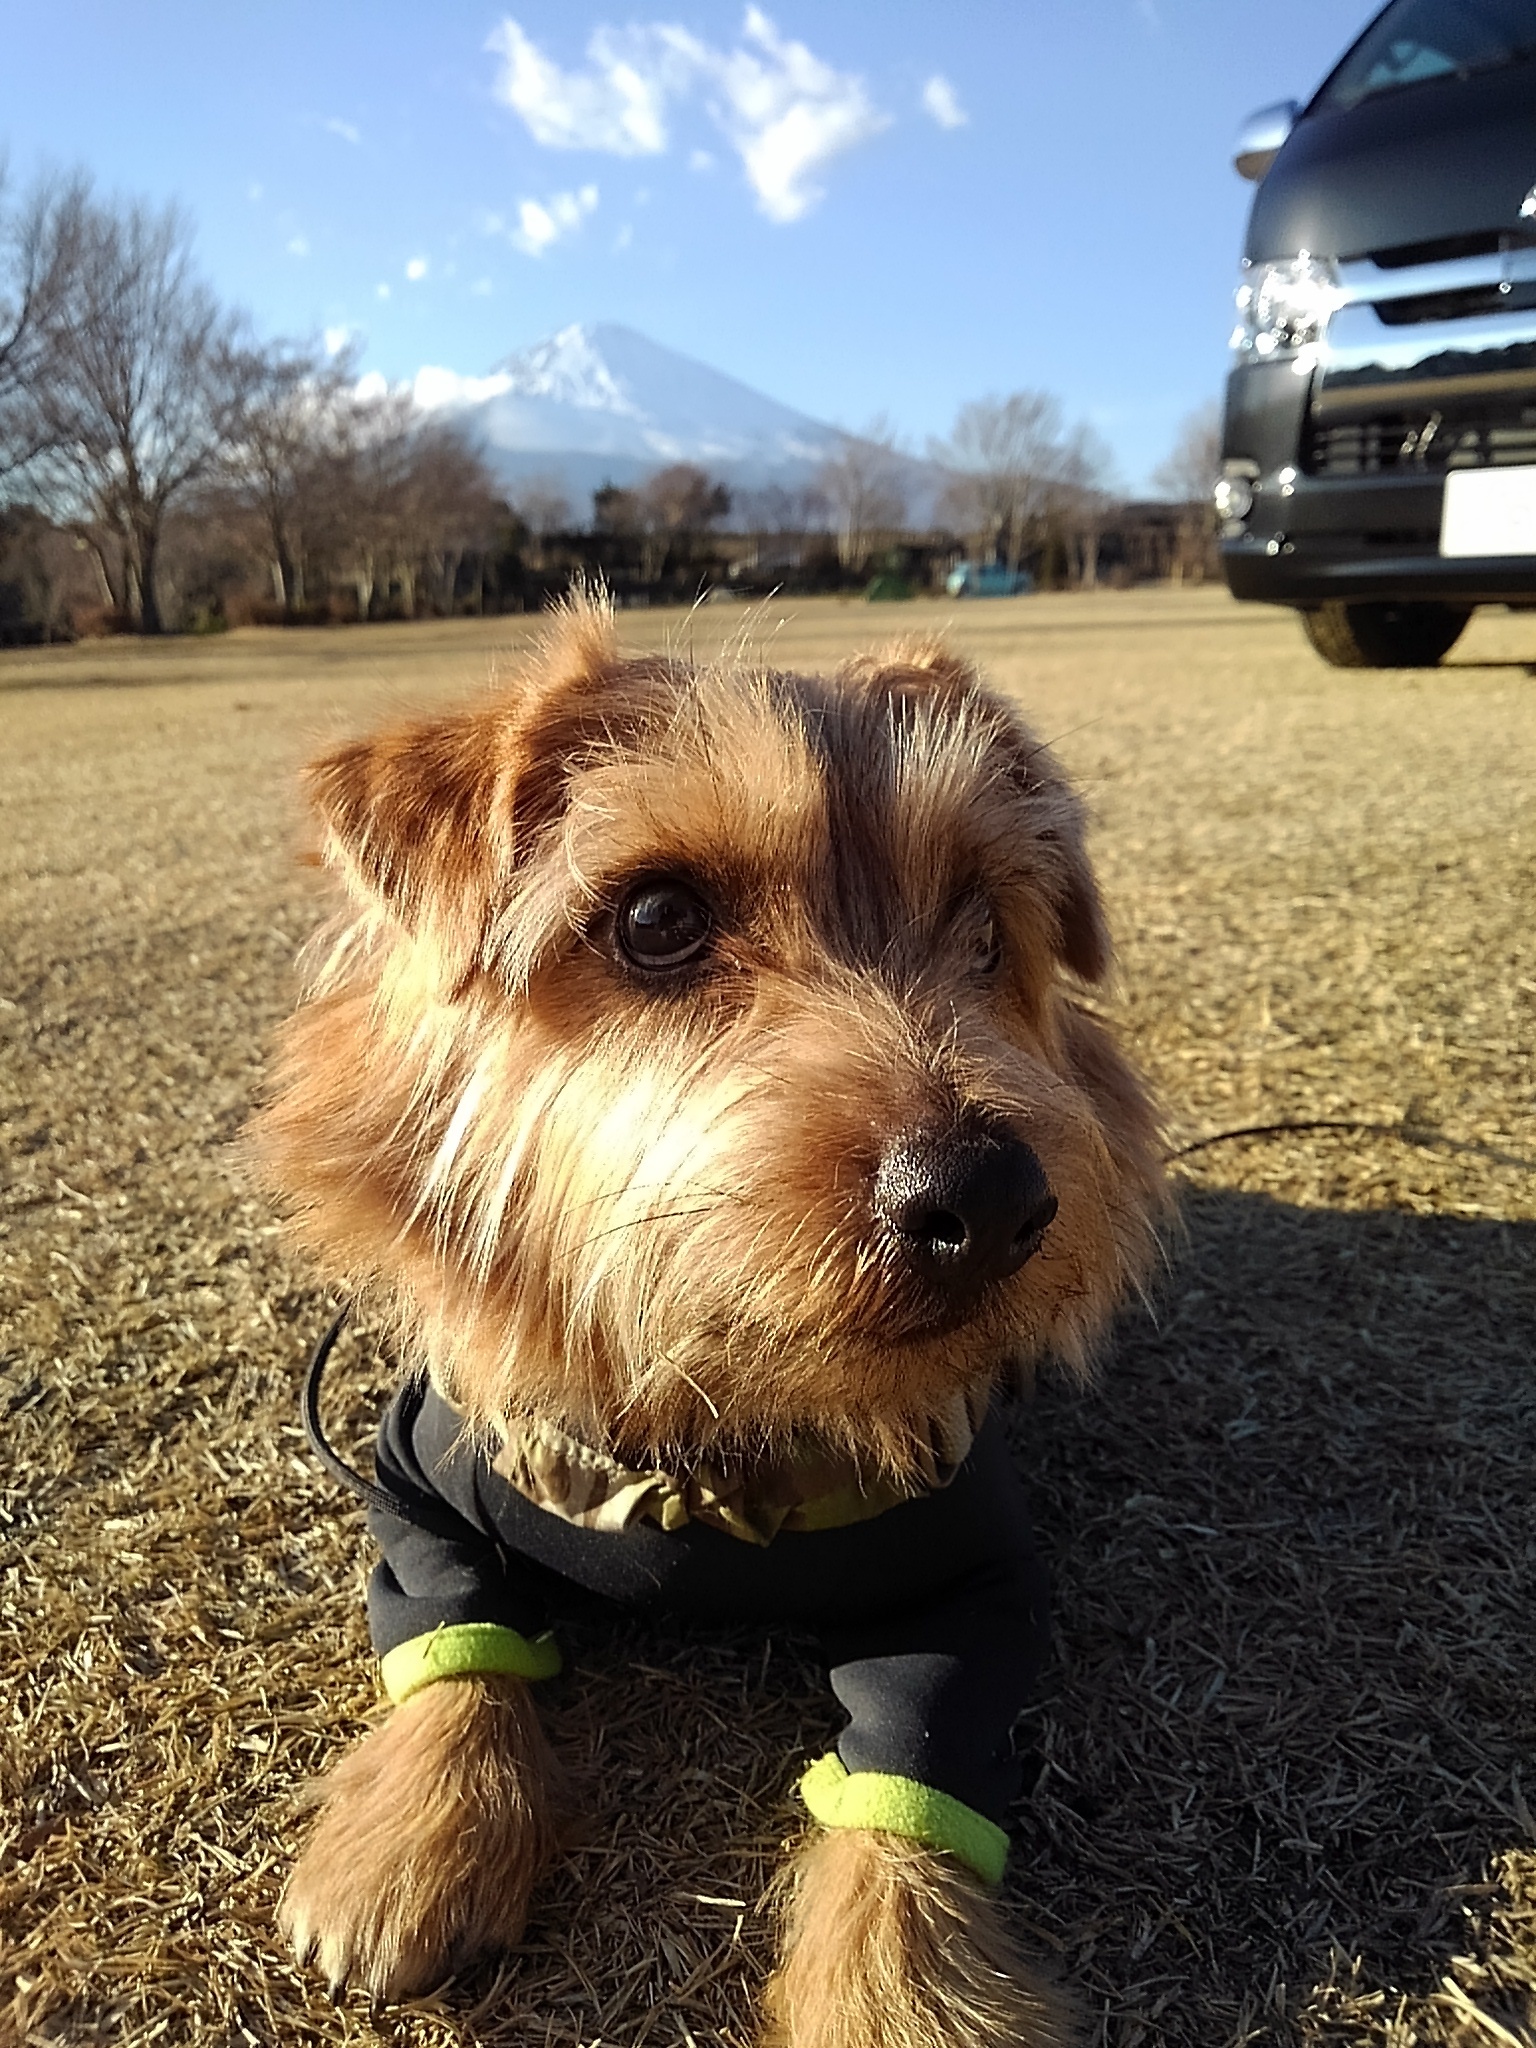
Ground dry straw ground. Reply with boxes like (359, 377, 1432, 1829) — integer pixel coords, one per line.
(2, 587, 1533, 2048)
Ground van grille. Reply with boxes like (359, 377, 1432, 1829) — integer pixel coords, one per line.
(1367, 230, 1528, 270)
(1375, 279, 1536, 326)
(1307, 411, 1536, 476)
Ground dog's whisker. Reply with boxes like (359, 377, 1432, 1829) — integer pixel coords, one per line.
(576, 1199, 736, 1249)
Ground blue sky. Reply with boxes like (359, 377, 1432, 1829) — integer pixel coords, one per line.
(6, 1, 1369, 489)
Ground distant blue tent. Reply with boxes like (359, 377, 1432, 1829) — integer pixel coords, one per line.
(945, 562, 1034, 598)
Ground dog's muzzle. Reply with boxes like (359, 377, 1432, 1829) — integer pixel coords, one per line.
(874, 1116, 1058, 1299)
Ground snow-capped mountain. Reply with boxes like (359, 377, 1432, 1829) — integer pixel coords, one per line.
(414, 322, 873, 504)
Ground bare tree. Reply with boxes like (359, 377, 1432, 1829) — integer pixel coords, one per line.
(403, 418, 502, 614)
(815, 418, 908, 571)
(0, 168, 88, 485)
(0, 501, 93, 641)
(315, 392, 502, 619)
(931, 391, 1064, 572)
(592, 479, 643, 537)
(1153, 400, 1222, 502)
(306, 386, 411, 620)
(733, 481, 828, 536)
(639, 462, 729, 539)
(33, 196, 241, 631)
(632, 462, 730, 581)
(1152, 401, 1222, 584)
(1054, 422, 1120, 589)
(222, 336, 355, 617)
(511, 474, 573, 539)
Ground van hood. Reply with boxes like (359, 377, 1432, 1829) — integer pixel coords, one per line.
(1247, 60, 1536, 264)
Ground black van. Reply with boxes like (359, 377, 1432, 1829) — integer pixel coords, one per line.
(1219, 0, 1536, 664)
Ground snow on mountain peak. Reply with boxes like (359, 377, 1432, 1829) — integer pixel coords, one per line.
(494, 323, 644, 419)
(407, 320, 907, 503)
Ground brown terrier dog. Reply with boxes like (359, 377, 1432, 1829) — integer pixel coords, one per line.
(255, 597, 1163, 2047)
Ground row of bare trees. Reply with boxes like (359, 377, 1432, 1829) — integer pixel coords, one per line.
(550, 397, 1142, 591)
(932, 395, 1135, 588)
(1, 163, 1224, 636)
(229, 360, 500, 622)
(807, 399, 1132, 587)
(0, 171, 503, 633)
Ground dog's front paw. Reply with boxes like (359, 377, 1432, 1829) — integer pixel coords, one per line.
(281, 1674, 559, 2001)
(761, 1828, 1077, 2048)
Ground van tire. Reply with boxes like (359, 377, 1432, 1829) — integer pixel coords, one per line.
(1300, 600, 1471, 668)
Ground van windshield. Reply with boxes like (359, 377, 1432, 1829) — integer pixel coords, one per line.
(1316, 0, 1536, 108)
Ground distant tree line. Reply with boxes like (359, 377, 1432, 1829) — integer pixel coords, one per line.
(0, 166, 1220, 644)
(0, 173, 517, 639)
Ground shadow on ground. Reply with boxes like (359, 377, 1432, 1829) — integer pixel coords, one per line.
(1004, 1184, 1536, 2045)
(314, 1187, 1536, 2048)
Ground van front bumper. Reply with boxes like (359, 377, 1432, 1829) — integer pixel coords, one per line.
(1220, 273, 1536, 607)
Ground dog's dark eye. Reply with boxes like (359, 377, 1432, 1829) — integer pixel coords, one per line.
(616, 880, 713, 972)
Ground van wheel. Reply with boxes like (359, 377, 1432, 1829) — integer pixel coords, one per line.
(1300, 600, 1471, 668)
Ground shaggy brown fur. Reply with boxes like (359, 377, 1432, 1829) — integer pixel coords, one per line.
(257, 596, 1163, 2041)
(280, 1675, 559, 2000)
(763, 1830, 1079, 2048)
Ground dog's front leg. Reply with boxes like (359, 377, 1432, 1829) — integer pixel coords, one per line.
(282, 1672, 559, 2000)
(763, 1824, 1076, 2048)
(762, 1509, 1072, 2048)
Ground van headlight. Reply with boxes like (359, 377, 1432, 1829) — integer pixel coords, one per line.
(1231, 254, 1340, 357)
(1213, 475, 1253, 523)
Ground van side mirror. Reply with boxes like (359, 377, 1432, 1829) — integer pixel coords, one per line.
(1233, 100, 1299, 182)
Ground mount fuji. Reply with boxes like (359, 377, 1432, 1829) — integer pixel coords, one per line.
(413, 322, 929, 513)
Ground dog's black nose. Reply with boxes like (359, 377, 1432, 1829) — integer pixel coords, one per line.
(874, 1119, 1057, 1294)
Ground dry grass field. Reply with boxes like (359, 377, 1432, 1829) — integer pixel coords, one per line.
(2, 586, 1533, 2048)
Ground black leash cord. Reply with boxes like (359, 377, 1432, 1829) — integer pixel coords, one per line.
(301, 1305, 472, 1543)
(1165, 1115, 1533, 1170)
(1165, 1117, 1386, 1162)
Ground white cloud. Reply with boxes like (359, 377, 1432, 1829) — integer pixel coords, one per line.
(496, 184, 600, 256)
(376, 282, 391, 299)
(355, 371, 389, 402)
(613, 222, 634, 251)
(713, 9, 888, 221)
(921, 74, 967, 130)
(326, 116, 362, 145)
(323, 325, 352, 356)
(287, 234, 310, 257)
(485, 9, 887, 223)
(471, 276, 494, 295)
(405, 256, 429, 281)
(413, 366, 515, 410)
(486, 18, 690, 154)
(247, 181, 264, 203)
(689, 148, 715, 171)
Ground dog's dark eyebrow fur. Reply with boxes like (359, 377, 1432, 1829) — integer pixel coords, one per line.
(486, 659, 1085, 1005)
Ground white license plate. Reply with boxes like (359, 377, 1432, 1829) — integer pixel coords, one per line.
(1439, 465, 1536, 556)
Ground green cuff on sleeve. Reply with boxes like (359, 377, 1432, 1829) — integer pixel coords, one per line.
(799, 1751, 1010, 1887)
(379, 1622, 562, 1704)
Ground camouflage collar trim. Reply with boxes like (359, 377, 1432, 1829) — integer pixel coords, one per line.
(486, 1382, 993, 1548)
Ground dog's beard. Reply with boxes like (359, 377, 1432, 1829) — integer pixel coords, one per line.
(386, 997, 1151, 1483)
(254, 616, 1168, 1487)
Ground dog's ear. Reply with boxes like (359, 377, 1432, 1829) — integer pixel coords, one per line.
(306, 705, 513, 972)
(983, 714, 1111, 985)
(305, 593, 624, 975)
(852, 634, 979, 703)
(861, 636, 1113, 985)
(1024, 765, 1112, 985)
